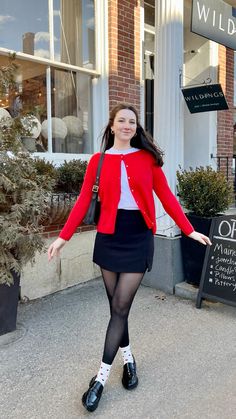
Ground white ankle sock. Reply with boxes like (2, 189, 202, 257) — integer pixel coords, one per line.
(95, 361, 111, 386)
(120, 344, 134, 365)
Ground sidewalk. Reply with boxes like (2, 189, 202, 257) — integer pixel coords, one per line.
(0, 278, 236, 419)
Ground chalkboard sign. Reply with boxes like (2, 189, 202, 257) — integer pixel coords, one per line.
(196, 215, 236, 309)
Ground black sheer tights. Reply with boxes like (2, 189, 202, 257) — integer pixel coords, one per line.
(101, 268, 144, 365)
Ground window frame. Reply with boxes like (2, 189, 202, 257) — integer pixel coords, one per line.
(0, 0, 109, 162)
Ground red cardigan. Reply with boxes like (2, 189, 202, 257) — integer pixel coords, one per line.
(59, 150, 194, 240)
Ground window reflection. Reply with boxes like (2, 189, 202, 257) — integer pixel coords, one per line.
(0, 0, 95, 69)
(53, 0, 95, 68)
(0, 0, 49, 59)
(144, 0, 155, 27)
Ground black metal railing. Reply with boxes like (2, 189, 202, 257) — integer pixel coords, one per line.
(50, 192, 79, 204)
(233, 155, 236, 197)
(42, 192, 79, 226)
(211, 154, 236, 202)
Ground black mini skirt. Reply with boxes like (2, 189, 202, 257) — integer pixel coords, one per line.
(93, 209, 154, 273)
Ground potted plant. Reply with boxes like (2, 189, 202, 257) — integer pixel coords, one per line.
(0, 57, 54, 335)
(176, 166, 233, 286)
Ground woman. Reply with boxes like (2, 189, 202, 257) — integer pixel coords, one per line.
(48, 103, 211, 412)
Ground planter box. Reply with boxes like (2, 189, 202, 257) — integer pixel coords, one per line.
(143, 235, 184, 294)
(181, 214, 213, 286)
(21, 230, 101, 300)
(0, 271, 20, 335)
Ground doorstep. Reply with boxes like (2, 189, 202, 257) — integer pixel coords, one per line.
(175, 281, 199, 301)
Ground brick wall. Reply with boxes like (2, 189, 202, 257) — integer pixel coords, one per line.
(217, 46, 234, 182)
(108, 0, 141, 114)
(42, 224, 95, 239)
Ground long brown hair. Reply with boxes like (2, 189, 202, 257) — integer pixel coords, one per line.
(100, 103, 164, 166)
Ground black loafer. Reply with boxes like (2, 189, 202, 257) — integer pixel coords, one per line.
(89, 375, 97, 387)
(82, 377, 104, 412)
(122, 357, 138, 390)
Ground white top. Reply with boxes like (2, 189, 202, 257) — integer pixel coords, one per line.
(105, 147, 140, 209)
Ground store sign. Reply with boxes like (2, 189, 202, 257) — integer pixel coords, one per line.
(182, 84, 228, 113)
(191, 0, 236, 50)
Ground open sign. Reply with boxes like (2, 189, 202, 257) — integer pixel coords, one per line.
(196, 215, 236, 309)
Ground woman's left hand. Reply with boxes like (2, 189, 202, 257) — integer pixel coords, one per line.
(188, 231, 212, 246)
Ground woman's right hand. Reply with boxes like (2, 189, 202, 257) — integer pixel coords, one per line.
(188, 231, 212, 246)
(48, 237, 66, 262)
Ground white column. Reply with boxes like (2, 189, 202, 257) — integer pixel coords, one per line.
(154, 0, 184, 237)
(92, 0, 109, 152)
(140, 4, 145, 127)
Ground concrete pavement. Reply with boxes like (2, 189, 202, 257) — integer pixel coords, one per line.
(0, 278, 236, 419)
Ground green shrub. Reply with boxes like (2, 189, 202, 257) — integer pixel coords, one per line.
(55, 159, 88, 193)
(176, 166, 233, 217)
(33, 158, 58, 190)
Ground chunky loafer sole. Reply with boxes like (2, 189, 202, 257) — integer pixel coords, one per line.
(82, 378, 103, 412)
(122, 376, 138, 390)
(82, 394, 99, 412)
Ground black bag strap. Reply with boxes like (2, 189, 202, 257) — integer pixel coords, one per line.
(91, 152, 105, 198)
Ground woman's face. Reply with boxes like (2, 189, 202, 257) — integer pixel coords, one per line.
(111, 109, 137, 144)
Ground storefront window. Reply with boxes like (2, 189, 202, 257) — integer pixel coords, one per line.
(0, 0, 50, 59)
(0, 57, 93, 154)
(49, 68, 92, 153)
(53, 0, 95, 68)
(0, 0, 97, 155)
(0, 56, 47, 152)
